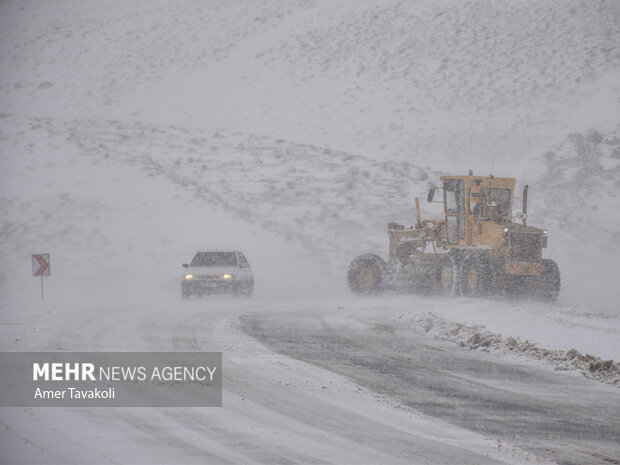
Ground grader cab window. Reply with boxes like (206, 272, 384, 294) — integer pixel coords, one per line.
(469, 189, 482, 215)
(443, 179, 465, 244)
(481, 188, 511, 221)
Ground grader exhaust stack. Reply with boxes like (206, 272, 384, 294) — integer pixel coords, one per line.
(522, 185, 528, 227)
(415, 198, 422, 229)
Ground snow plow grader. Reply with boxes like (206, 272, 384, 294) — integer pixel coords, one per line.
(347, 171, 561, 301)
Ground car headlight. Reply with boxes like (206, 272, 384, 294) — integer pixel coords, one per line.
(184, 274, 194, 280)
(222, 274, 234, 280)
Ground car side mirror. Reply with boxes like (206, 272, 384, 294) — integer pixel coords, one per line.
(427, 187, 435, 203)
(182, 263, 189, 268)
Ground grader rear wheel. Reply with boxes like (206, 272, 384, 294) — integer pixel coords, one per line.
(466, 267, 478, 290)
(536, 259, 561, 302)
(460, 256, 491, 296)
(436, 256, 457, 295)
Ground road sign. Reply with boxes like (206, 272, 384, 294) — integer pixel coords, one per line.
(32, 254, 50, 302)
(32, 254, 50, 277)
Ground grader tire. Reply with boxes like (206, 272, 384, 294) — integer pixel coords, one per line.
(460, 255, 492, 296)
(537, 259, 560, 302)
(347, 254, 386, 295)
(435, 256, 458, 296)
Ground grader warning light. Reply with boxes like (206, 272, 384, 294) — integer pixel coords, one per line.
(347, 172, 560, 301)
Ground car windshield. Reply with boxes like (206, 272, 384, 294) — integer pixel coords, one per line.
(191, 252, 237, 267)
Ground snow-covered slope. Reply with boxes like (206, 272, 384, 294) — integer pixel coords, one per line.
(1, 0, 619, 171)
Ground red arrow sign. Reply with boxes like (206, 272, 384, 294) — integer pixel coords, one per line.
(32, 254, 50, 277)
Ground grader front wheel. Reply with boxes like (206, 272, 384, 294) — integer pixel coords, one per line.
(356, 267, 375, 288)
(347, 254, 386, 294)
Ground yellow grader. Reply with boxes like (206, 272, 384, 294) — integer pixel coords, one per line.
(347, 171, 561, 301)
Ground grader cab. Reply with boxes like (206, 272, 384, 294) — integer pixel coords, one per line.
(347, 171, 560, 301)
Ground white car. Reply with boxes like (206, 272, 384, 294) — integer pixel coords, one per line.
(181, 250, 254, 298)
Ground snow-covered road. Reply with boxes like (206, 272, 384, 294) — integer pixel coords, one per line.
(2, 295, 619, 465)
(243, 304, 620, 465)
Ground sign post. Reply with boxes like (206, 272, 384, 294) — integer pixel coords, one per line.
(32, 254, 50, 302)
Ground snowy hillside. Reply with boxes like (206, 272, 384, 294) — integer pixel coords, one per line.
(1, 0, 619, 171)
